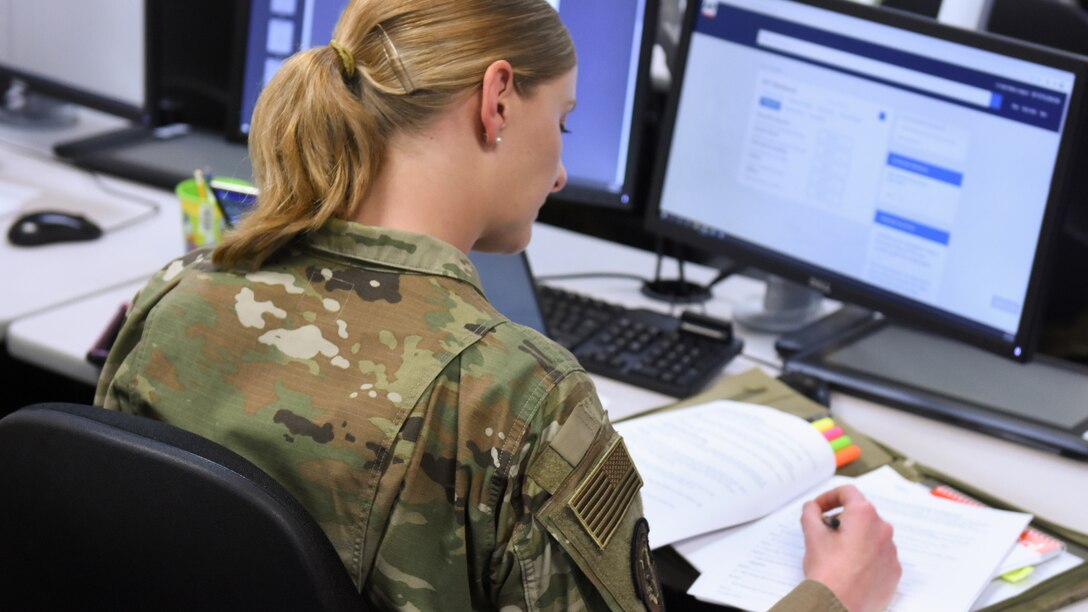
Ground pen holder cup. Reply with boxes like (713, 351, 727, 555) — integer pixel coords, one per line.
(175, 178, 224, 252)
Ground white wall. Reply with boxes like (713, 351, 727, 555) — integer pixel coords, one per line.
(0, 0, 144, 108)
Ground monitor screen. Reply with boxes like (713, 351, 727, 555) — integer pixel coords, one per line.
(647, 0, 1086, 360)
(235, 0, 655, 209)
(0, 0, 145, 120)
(550, 0, 654, 208)
(469, 251, 549, 336)
(235, 0, 344, 139)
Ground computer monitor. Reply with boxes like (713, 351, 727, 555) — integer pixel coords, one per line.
(231, 0, 714, 289)
(234, 0, 656, 211)
(646, 0, 1088, 360)
(548, 0, 657, 208)
(0, 0, 146, 122)
(233, 0, 342, 139)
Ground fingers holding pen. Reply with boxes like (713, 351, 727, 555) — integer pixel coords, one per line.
(800, 485, 902, 612)
(812, 484, 868, 513)
(802, 485, 869, 538)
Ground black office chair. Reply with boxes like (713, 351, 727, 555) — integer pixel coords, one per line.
(0, 402, 363, 611)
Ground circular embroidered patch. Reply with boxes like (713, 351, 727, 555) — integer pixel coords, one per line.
(631, 518, 664, 612)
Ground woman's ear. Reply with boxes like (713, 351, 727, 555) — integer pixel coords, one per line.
(480, 60, 514, 146)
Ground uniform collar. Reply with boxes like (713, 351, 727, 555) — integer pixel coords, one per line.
(304, 219, 484, 295)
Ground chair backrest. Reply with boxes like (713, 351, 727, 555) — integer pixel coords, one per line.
(0, 402, 363, 611)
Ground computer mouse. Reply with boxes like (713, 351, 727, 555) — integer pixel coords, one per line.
(7, 210, 103, 247)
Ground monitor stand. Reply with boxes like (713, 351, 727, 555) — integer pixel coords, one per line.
(54, 125, 252, 190)
(0, 83, 77, 129)
(786, 319, 1088, 459)
(734, 275, 824, 333)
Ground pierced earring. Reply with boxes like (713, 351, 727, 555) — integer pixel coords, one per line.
(495, 136, 503, 144)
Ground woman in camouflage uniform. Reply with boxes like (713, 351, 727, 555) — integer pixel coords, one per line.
(96, 0, 900, 609)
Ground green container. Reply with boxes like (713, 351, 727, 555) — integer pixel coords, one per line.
(176, 178, 220, 252)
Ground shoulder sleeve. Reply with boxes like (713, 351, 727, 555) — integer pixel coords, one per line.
(93, 250, 212, 408)
(768, 580, 848, 612)
(491, 366, 663, 612)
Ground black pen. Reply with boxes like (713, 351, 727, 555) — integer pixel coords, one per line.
(822, 510, 842, 529)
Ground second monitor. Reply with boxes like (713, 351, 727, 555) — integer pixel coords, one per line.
(234, 0, 656, 210)
(646, 0, 1087, 361)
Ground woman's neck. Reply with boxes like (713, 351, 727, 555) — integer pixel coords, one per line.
(349, 95, 490, 254)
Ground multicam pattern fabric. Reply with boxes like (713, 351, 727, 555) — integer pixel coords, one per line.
(94, 219, 654, 610)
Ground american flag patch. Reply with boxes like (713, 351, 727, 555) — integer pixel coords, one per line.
(569, 438, 642, 548)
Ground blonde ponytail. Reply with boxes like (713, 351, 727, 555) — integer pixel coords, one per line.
(212, 0, 575, 270)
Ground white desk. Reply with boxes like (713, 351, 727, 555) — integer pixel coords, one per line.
(0, 113, 183, 341)
(7, 280, 143, 386)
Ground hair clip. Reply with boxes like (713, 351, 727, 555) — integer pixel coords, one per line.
(375, 24, 415, 94)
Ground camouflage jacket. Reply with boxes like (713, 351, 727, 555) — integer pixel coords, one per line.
(95, 220, 665, 611)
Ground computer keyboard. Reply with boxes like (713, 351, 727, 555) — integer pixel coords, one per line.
(538, 285, 743, 398)
(538, 287, 624, 349)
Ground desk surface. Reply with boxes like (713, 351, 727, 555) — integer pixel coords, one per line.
(0, 113, 182, 340)
(3, 135, 1086, 609)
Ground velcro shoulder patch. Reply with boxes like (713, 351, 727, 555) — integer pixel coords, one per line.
(569, 438, 642, 549)
(531, 428, 650, 611)
(527, 399, 603, 494)
(551, 399, 602, 466)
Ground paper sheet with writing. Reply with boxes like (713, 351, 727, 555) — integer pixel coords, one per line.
(687, 466, 1032, 612)
(674, 474, 856, 573)
(614, 400, 835, 549)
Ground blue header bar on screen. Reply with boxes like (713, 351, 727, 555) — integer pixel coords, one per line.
(696, 4, 1069, 132)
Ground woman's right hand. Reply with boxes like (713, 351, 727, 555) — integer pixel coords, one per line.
(800, 485, 902, 612)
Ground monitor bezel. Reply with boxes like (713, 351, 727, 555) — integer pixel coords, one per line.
(0, 0, 149, 123)
(0, 65, 146, 124)
(547, 0, 661, 210)
(645, 0, 1088, 361)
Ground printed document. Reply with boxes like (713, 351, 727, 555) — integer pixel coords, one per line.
(614, 400, 836, 549)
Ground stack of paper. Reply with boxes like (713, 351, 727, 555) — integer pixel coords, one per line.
(972, 551, 1083, 610)
(929, 484, 1066, 576)
(617, 399, 1076, 611)
(614, 400, 836, 549)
